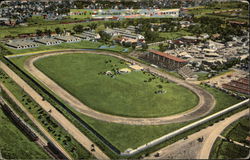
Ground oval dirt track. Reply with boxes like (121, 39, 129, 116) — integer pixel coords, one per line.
(24, 49, 215, 125)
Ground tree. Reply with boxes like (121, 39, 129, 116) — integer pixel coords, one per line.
(144, 30, 160, 42)
(131, 42, 137, 50)
(55, 27, 62, 35)
(141, 43, 148, 51)
(95, 24, 105, 33)
(159, 43, 167, 52)
(88, 23, 98, 30)
(44, 29, 52, 37)
(36, 29, 43, 36)
(73, 25, 83, 33)
(99, 31, 112, 42)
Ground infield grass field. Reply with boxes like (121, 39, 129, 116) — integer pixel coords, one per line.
(34, 53, 198, 118)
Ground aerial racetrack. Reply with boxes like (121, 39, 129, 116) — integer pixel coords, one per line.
(22, 49, 215, 125)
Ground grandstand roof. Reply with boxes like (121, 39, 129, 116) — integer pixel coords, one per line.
(148, 50, 187, 63)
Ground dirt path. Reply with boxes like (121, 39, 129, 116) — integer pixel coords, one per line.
(0, 62, 109, 160)
(0, 85, 70, 159)
(23, 49, 215, 125)
(199, 109, 249, 159)
(145, 109, 249, 159)
(218, 135, 250, 148)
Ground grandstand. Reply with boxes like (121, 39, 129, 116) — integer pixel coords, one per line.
(145, 50, 187, 70)
(178, 65, 197, 80)
(222, 76, 250, 95)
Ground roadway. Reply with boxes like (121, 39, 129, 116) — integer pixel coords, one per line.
(145, 108, 249, 159)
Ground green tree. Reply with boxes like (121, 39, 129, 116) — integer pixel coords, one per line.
(73, 25, 83, 33)
(141, 43, 148, 51)
(99, 31, 112, 42)
(55, 27, 62, 35)
(88, 23, 98, 30)
(36, 29, 43, 36)
(132, 42, 137, 50)
(44, 29, 52, 37)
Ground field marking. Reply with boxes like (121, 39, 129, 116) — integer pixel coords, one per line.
(23, 49, 215, 125)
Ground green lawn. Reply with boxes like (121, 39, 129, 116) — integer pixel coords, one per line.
(0, 109, 50, 159)
(34, 53, 198, 118)
(222, 117, 250, 145)
(210, 138, 249, 159)
(159, 30, 192, 40)
(0, 69, 93, 160)
(210, 116, 250, 159)
(76, 85, 242, 151)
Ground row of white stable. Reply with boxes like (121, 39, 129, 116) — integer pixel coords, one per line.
(5, 31, 100, 49)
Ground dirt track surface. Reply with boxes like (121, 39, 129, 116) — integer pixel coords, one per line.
(23, 49, 215, 125)
(145, 109, 249, 159)
(0, 61, 109, 160)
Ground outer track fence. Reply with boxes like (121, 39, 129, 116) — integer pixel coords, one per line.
(121, 99, 249, 156)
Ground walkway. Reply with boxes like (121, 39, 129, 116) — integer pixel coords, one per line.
(0, 84, 72, 160)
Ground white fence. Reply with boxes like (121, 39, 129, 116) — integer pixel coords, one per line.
(121, 99, 249, 156)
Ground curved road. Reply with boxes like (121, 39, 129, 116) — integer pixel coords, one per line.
(24, 49, 215, 125)
(199, 109, 249, 159)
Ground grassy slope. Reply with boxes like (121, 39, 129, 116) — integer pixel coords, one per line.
(0, 70, 93, 159)
(210, 138, 249, 159)
(222, 117, 250, 145)
(210, 116, 250, 159)
(0, 109, 50, 159)
(10, 54, 241, 152)
(34, 53, 198, 118)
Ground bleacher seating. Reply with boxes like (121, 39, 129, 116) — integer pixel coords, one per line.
(178, 65, 196, 79)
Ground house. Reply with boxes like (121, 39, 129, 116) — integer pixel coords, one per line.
(35, 38, 62, 46)
(6, 39, 39, 49)
(55, 36, 81, 43)
(199, 33, 210, 39)
(126, 25, 137, 33)
(205, 52, 220, 58)
(105, 28, 145, 43)
(179, 36, 199, 44)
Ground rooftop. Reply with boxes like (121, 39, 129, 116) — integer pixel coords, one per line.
(148, 50, 187, 63)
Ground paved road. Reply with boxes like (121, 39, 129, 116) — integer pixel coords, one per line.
(145, 109, 249, 159)
(23, 49, 215, 125)
(0, 62, 109, 160)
